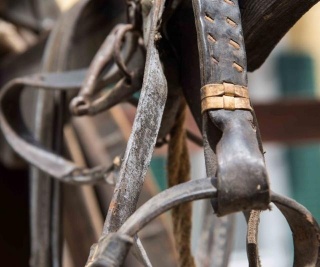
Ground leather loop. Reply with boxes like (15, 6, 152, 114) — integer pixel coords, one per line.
(200, 83, 252, 112)
(200, 83, 249, 99)
(0, 73, 118, 184)
(246, 193, 320, 267)
(201, 96, 251, 112)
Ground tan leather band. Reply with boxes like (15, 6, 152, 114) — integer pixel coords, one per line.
(201, 83, 252, 113)
(202, 96, 252, 112)
(201, 83, 249, 99)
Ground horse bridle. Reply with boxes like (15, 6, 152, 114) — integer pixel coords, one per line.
(0, 0, 319, 266)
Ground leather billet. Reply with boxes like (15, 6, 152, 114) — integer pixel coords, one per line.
(192, 0, 270, 215)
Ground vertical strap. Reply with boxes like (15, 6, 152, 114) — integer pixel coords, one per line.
(192, 0, 270, 215)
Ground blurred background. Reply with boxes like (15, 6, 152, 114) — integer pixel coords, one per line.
(0, 0, 320, 266)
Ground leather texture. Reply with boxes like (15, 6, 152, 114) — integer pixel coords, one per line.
(200, 83, 250, 99)
(192, 0, 270, 215)
(201, 83, 252, 112)
(193, 0, 247, 86)
(201, 96, 251, 112)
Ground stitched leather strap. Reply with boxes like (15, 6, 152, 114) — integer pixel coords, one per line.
(193, 0, 247, 85)
(192, 0, 270, 216)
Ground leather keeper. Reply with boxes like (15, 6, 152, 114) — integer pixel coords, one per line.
(201, 96, 252, 113)
(201, 83, 252, 113)
(200, 83, 249, 100)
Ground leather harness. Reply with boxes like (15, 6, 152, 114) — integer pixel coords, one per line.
(0, 0, 319, 266)
(192, 0, 270, 217)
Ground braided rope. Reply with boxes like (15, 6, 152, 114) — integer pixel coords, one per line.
(168, 98, 196, 267)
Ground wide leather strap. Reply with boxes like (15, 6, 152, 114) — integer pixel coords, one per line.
(193, 0, 247, 85)
(192, 0, 270, 215)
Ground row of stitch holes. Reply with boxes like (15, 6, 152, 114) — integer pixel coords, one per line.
(204, 0, 244, 73)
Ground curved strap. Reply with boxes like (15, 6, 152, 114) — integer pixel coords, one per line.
(69, 23, 141, 116)
(86, 178, 217, 267)
(86, 177, 320, 267)
(272, 192, 320, 267)
(246, 193, 320, 267)
(0, 72, 118, 184)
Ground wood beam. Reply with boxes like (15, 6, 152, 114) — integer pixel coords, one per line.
(254, 99, 320, 143)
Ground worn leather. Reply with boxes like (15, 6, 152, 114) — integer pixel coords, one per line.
(1, 1, 320, 267)
(0, 73, 119, 184)
(191, 0, 270, 215)
(271, 192, 320, 267)
(246, 193, 320, 267)
(192, 0, 247, 85)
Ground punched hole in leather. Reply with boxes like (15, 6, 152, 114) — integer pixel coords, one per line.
(192, 0, 270, 215)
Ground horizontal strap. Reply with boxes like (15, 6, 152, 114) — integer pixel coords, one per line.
(200, 82, 249, 100)
(201, 96, 252, 113)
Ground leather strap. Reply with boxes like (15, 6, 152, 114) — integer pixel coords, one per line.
(103, 0, 168, 235)
(272, 192, 320, 267)
(84, 178, 320, 267)
(0, 73, 118, 184)
(192, 0, 270, 215)
(246, 193, 320, 267)
(201, 82, 252, 112)
(193, 0, 247, 85)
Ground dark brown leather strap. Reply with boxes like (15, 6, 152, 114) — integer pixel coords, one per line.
(246, 193, 320, 267)
(192, 0, 270, 215)
(192, 0, 247, 86)
(272, 192, 320, 267)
